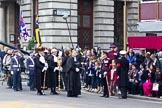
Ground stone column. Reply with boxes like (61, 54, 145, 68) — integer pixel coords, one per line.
(0, 2, 5, 42)
(93, 0, 114, 50)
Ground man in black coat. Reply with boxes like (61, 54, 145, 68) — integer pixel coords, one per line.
(34, 47, 46, 95)
(65, 50, 81, 97)
(46, 48, 58, 95)
(62, 49, 71, 91)
(117, 50, 129, 99)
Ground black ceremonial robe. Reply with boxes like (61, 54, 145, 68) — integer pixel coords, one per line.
(65, 56, 81, 97)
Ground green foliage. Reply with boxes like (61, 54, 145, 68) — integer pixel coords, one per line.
(27, 36, 35, 50)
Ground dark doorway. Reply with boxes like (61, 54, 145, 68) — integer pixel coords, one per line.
(14, 2, 20, 48)
(114, 1, 124, 50)
(78, 0, 93, 49)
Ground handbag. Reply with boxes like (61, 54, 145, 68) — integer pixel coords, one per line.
(152, 83, 159, 91)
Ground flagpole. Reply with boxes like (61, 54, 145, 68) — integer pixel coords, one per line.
(123, 0, 127, 51)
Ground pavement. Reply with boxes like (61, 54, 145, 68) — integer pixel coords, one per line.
(0, 75, 162, 103)
(0, 81, 162, 108)
(81, 88, 162, 102)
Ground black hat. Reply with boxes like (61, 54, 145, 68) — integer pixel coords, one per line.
(110, 44, 116, 48)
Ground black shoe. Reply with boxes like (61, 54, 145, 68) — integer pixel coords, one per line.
(14, 89, 18, 91)
(50, 91, 58, 95)
(73, 95, 78, 97)
(104, 95, 109, 98)
(119, 96, 127, 99)
(122, 97, 127, 99)
(37, 92, 43, 95)
(157, 96, 160, 98)
(50, 92, 59, 95)
(53, 92, 59, 95)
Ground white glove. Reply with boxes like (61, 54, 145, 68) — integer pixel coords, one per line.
(99, 74, 102, 78)
(58, 67, 63, 72)
(42, 67, 47, 72)
(88, 73, 92, 76)
(45, 63, 48, 68)
(76, 68, 80, 72)
(26, 71, 29, 74)
(44, 67, 47, 71)
(54, 67, 58, 72)
(104, 71, 107, 75)
(11, 71, 13, 75)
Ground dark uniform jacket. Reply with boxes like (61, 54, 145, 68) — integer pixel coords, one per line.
(117, 57, 129, 87)
(26, 56, 35, 75)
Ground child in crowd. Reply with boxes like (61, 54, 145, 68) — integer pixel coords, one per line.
(96, 58, 102, 93)
(128, 64, 139, 95)
(108, 59, 118, 96)
(88, 56, 97, 92)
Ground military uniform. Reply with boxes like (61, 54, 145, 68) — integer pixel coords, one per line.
(101, 56, 111, 98)
(117, 50, 129, 99)
(26, 56, 35, 91)
(10, 54, 21, 91)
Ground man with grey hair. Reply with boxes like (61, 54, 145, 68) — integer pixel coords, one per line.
(46, 48, 59, 95)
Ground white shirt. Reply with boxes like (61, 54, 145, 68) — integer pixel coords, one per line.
(39, 55, 46, 64)
(54, 55, 58, 62)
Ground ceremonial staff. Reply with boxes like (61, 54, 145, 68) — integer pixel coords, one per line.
(57, 56, 62, 93)
(42, 63, 48, 94)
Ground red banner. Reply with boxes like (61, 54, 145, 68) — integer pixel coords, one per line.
(128, 36, 162, 49)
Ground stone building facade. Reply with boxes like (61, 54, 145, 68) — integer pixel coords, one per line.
(0, 0, 146, 50)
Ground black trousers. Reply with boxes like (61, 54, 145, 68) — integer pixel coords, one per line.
(158, 81, 162, 97)
(119, 87, 127, 98)
(7, 75, 13, 87)
(102, 77, 109, 96)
